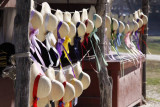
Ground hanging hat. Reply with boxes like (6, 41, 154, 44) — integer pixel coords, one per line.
(74, 62, 91, 90)
(72, 11, 86, 38)
(55, 70, 75, 103)
(37, 97, 49, 107)
(36, 2, 58, 42)
(54, 10, 70, 39)
(65, 67, 83, 97)
(30, 0, 43, 30)
(119, 21, 125, 33)
(81, 9, 94, 34)
(134, 11, 143, 28)
(124, 24, 130, 34)
(45, 67, 65, 101)
(112, 18, 119, 31)
(29, 62, 52, 106)
(64, 11, 76, 45)
(133, 20, 139, 32)
(105, 15, 111, 40)
(119, 15, 124, 22)
(88, 6, 102, 28)
(140, 12, 148, 25)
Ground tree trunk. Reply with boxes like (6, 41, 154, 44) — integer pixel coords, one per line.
(141, 0, 149, 100)
(14, 0, 31, 107)
(96, 0, 112, 107)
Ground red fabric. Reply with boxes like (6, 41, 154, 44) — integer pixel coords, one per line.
(70, 101, 72, 107)
(33, 73, 42, 107)
(58, 81, 67, 107)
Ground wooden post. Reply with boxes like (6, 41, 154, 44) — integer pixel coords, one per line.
(141, 0, 149, 100)
(14, 0, 31, 107)
(96, 0, 112, 107)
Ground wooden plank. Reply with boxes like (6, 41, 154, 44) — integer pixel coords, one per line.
(14, 0, 31, 107)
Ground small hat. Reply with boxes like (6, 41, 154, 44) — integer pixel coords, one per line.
(112, 18, 119, 31)
(55, 70, 75, 103)
(72, 11, 86, 38)
(30, 0, 43, 30)
(54, 10, 70, 39)
(64, 12, 76, 45)
(74, 62, 91, 90)
(140, 12, 148, 25)
(133, 20, 139, 32)
(45, 67, 65, 101)
(65, 67, 83, 97)
(134, 11, 143, 28)
(124, 24, 130, 34)
(81, 9, 94, 34)
(29, 62, 52, 106)
(36, 2, 58, 42)
(119, 15, 124, 22)
(119, 21, 125, 33)
(105, 15, 111, 28)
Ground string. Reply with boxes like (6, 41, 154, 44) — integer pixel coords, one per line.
(34, 2, 89, 13)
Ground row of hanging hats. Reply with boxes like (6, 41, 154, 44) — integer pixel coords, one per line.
(105, 9, 148, 61)
(28, 0, 106, 107)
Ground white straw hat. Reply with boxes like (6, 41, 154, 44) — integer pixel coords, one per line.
(55, 70, 75, 103)
(119, 21, 125, 33)
(30, 0, 43, 30)
(112, 18, 119, 31)
(73, 62, 91, 90)
(105, 15, 111, 40)
(140, 12, 148, 25)
(134, 11, 143, 28)
(36, 2, 58, 42)
(124, 24, 130, 34)
(63, 11, 76, 45)
(54, 10, 70, 39)
(72, 11, 86, 38)
(29, 62, 52, 106)
(65, 67, 83, 97)
(45, 67, 65, 101)
(133, 20, 139, 32)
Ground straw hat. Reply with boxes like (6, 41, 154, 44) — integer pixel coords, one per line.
(54, 10, 70, 39)
(55, 70, 75, 103)
(88, 6, 102, 28)
(124, 24, 130, 34)
(119, 15, 124, 22)
(30, 0, 43, 30)
(65, 67, 83, 97)
(29, 62, 52, 106)
(134, 11, 143, 28)
(81, 9, 94, 42)
(105, 15, 111, 28)
(112, 18, 119, 31)
(63, 11, 76, 45)
(133, 20, 139, 32)
(72, 11, 86, 38)
(74, 62, 91, 90)
(45, 67, 65, 101)
(36, 2, 58, 42)
(119, 21, 125, 33)
(140, 12, 148, 25)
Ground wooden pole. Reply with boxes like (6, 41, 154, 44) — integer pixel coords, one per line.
(141, 0, 149, 100)
(14, 0, 31, 107)
(96, 0, 112, 107)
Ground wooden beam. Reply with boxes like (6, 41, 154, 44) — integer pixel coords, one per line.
(141, 0, 149, 100)
(14, 0, 31, 107)
(96, 0, 112, 107)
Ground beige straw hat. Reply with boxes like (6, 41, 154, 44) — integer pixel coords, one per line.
(63, 11, 76, 45)
(55, 70, 75, 103)
(105, 15, 111, 40)
(73, 62, 91, 90)
(36, 2, 58, 42)
(119, 15, 124, 22)
(133, 20, 139, 32)
(45, 67, 65, 101)
(119, 21, 125, 33)
(54, 10, 70, 39)
(124, 24, 130, 34)
(134, 11, 143, 28)
(112, 18, 119, 31)
(29, 62, 52, 106)
(140, 12, 148, 25)
(72, 11, 86, 39)
(30, 0, 43, 30)
(65, 67, 83, 97)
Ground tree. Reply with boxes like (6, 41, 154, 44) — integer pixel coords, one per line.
(14, 0, 31, 107)
(96, 0, 113, 107)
